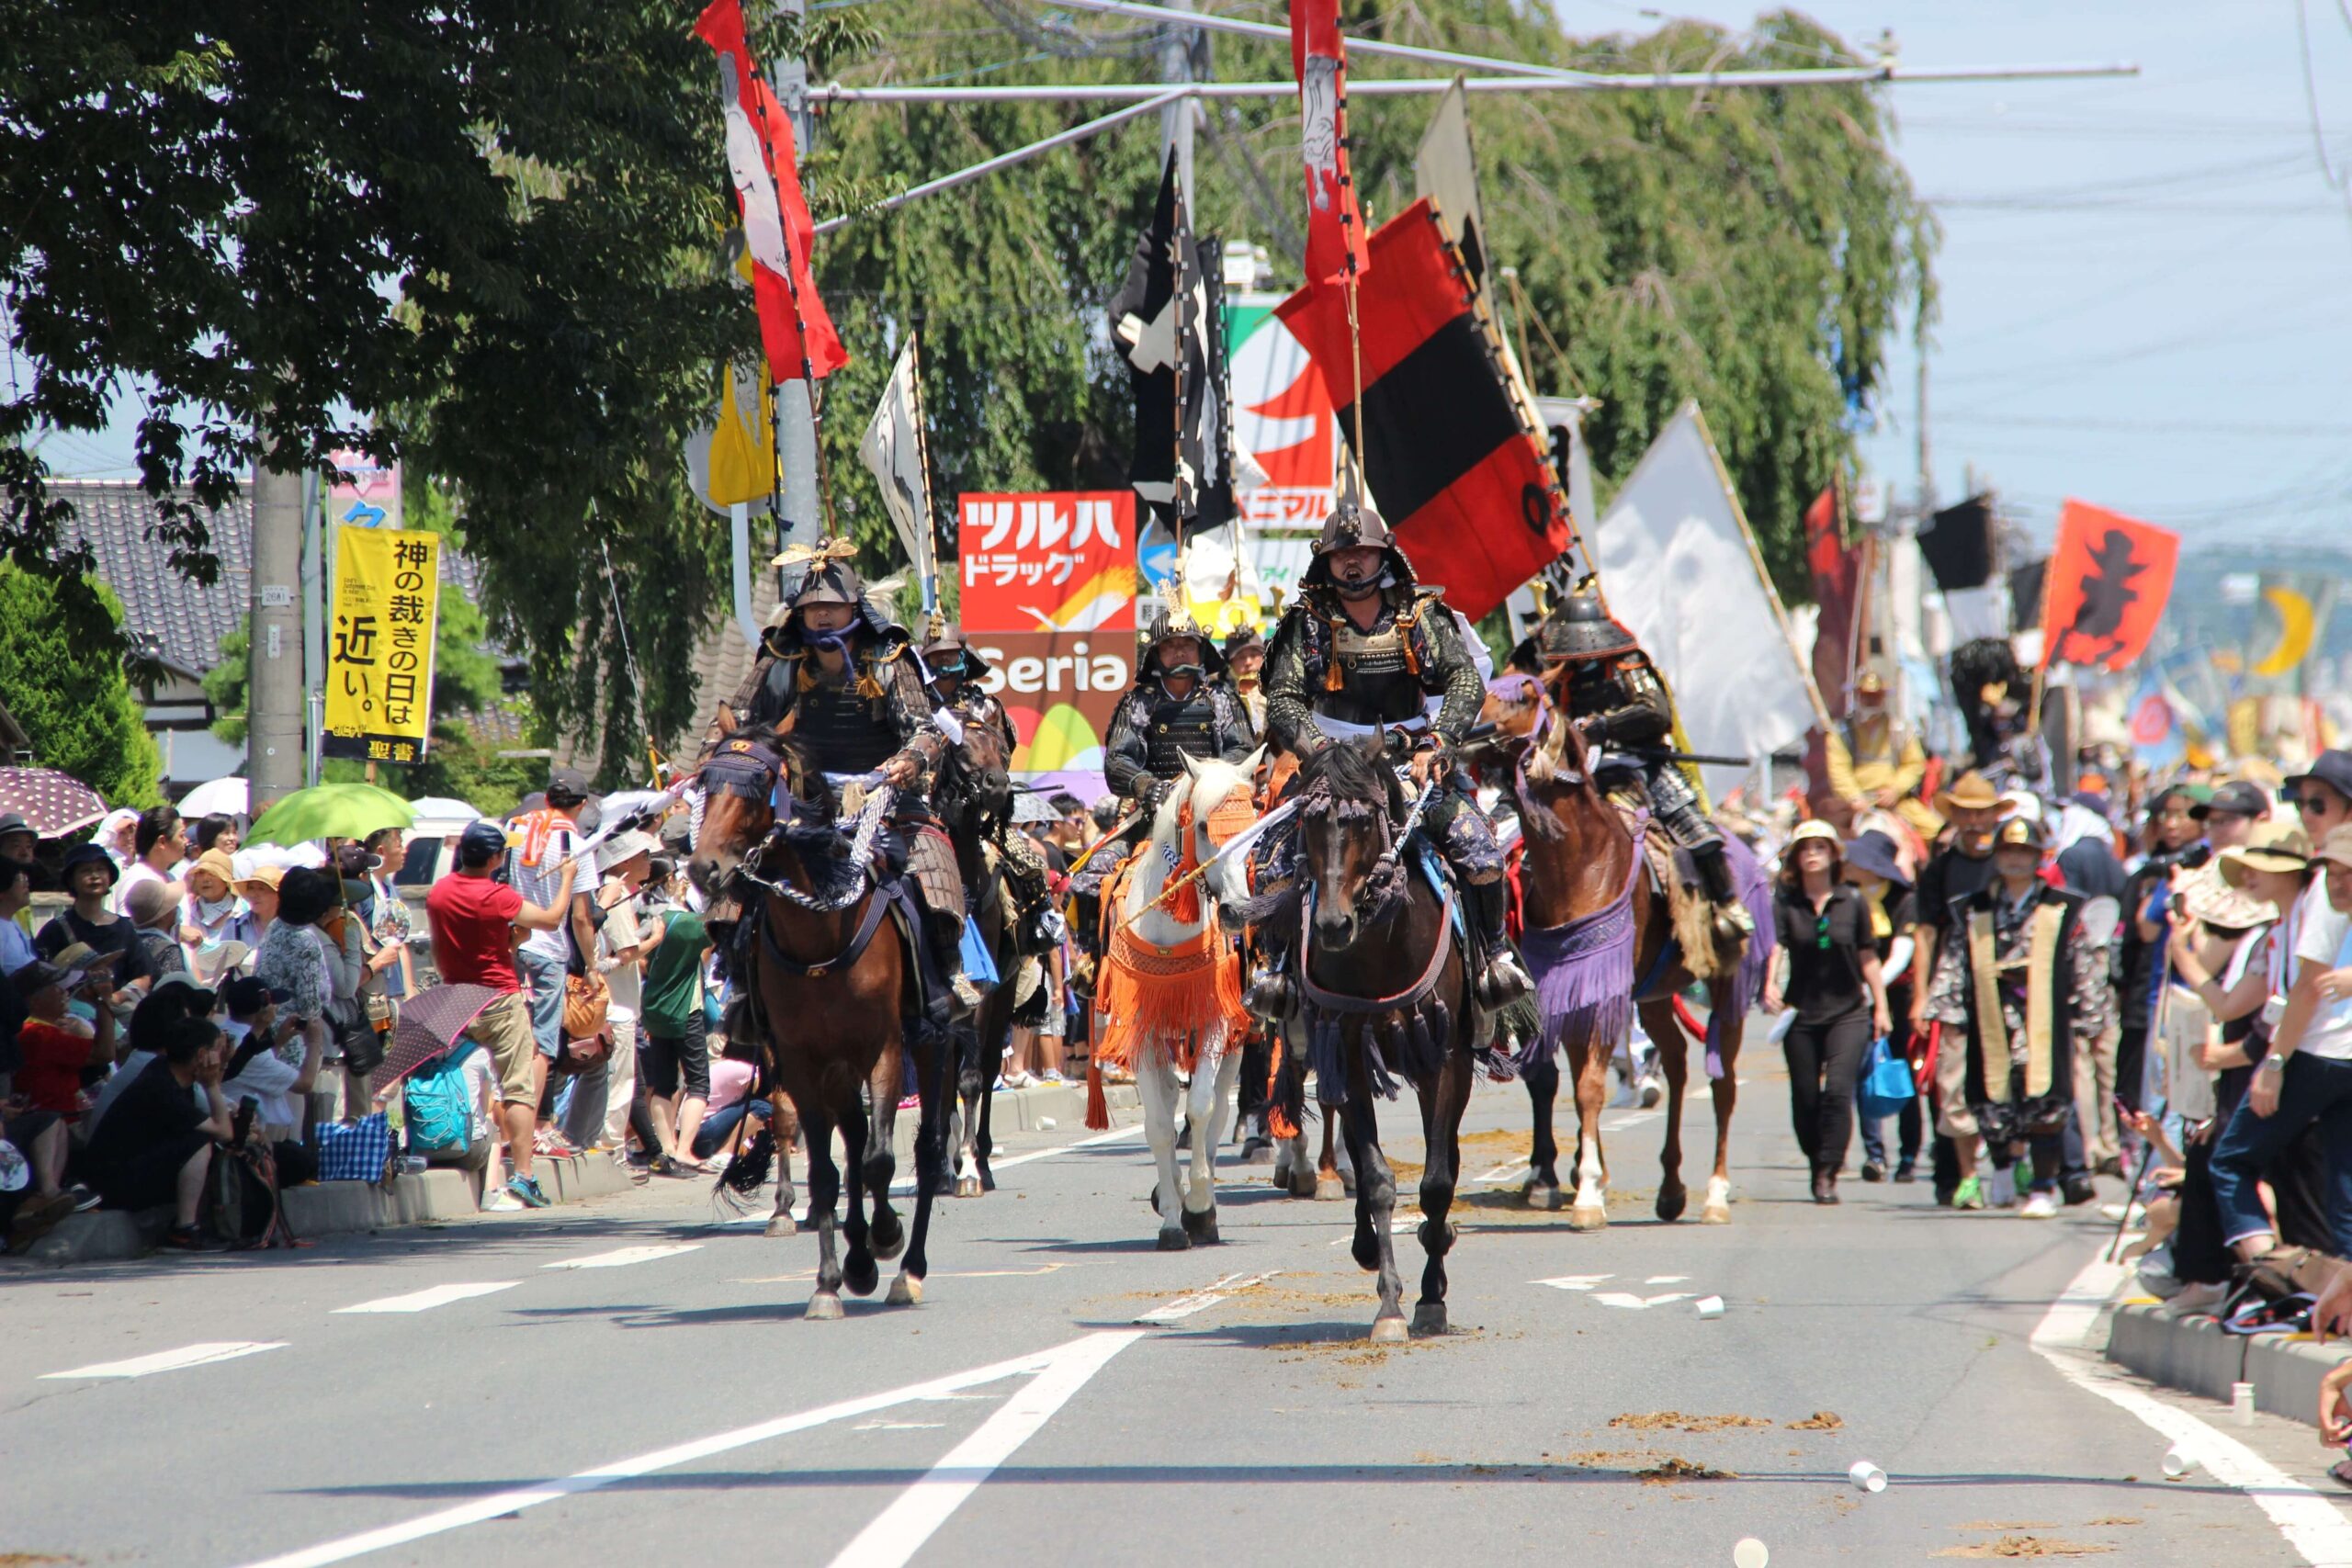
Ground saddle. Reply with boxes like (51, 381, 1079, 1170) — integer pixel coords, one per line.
(1604, 784, 1734, 984)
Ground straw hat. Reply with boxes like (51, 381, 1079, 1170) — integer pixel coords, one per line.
(1788, 818, 1840, 850)
(2218, 820, 2312, 889)
(1936, 770, 2001, 814)
(2178, 865, 2276, 931)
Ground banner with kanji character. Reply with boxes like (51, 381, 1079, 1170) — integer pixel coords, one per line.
(956, 491, 1136, 633)
(322, 525, 441, 762)
(2038, 500, 2178, 672)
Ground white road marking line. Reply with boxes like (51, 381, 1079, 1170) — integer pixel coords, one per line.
(541, 1244, 702, 1270)
(1532, 1274, 1611, 1292)
(1475, 1162, 1528, 1185)
(41, 1341, 287, 1381)
(236, 1331, 1143, 1568)
(2031, 1251, 2352, 1567)
(854, 1421, 946, 1431)
(1589, 1292, 1693, 1310)
(1644, 1274, 1689, 1285)
(1133, 1269, 1280, 1325)
(334, 1282, 520, 1314)
(827, 1330, 1141, 1568)
(1600, 1111, 1658, 1133)
(1327, 1215, 1419, 1247)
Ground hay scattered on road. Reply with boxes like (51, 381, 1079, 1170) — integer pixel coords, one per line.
(1611, 1411, 1770, 1434)
(1785, 1411, 1844, 1429)
(1935, 1539, 2114, 1559)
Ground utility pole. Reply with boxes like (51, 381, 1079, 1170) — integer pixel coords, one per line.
(773, 0, 822, 557)
(1159, 0, 1197, 209)
(248, 437, 308, 811)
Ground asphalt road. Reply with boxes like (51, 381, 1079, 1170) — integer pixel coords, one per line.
(6, 1055, 2348, 1568)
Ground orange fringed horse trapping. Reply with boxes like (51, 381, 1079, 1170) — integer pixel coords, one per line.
(1091, 919, 1249, 1077)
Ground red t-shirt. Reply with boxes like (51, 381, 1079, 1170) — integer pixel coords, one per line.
(18, 1019, 96, 1116)
(425, 874, 526, 993)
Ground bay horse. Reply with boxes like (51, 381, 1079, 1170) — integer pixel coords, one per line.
(689, 731, 954, 1317)
(1500, 682, 1770, 1230)
(1264, 738, 1476, 1341)
(928, 712, 1019, 1199)
(1093, 750, 1262, 1249)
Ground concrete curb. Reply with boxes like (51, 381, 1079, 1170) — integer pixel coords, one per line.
(2105, 1299, 2346, 1427)
(16, 1081, 1144, 1267)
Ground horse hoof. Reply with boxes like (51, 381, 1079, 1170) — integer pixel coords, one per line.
(1701, 1201, 1732, 1225)
(844, 1254, 880, 1297)
(805, 1292, 844, 1321)
(887, 1272, 923, 1306)
(1315, 1176, 1347, 1201)
(873, 1231, 906, 1263)
(1411, 1303, 1448, 1337)
(1521, 1182, 1562, 1211)
(956, 1177, 984, 1199)
(978, 1168, 996, 1192)
(765, 1216, 796, 1238)
(1181, 1207, 1219, 1245)
(1157, 1227, 1191, 1252)
(1369, 1316, 1410, 1345)
(1290, 1169, 1319, 1199)
(1656, 1185, 1689, 1224)
(1567, 1204, 1609, 1232)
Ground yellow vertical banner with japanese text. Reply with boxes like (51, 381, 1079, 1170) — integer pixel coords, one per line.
(322, 525, 440, 762)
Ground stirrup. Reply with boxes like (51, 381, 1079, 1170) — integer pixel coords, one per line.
(1713, 901, 1755, 940)
(1244, 969, 1297, 1024)
(950, 974, 986, 1010)
(1480, 953, 1532, 1008)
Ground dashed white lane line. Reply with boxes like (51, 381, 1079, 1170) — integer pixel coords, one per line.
(542, 1244, 703, 1270)
(826, 1330, 1141, 1568)
(1133, 1269, 1280, 1325)
(42, 1341, 287, 1381)
(1644, 1274, 1689, 1285)
(236, 1330, 1143, 1568)
(334, 1282, 521, 1314)
(1533, 1274, 1611, 1292)
(2031, 1252, 2352, 1567)
(1590, 1292, 1693, 1311)
(1328, 1215, 1419, 1246)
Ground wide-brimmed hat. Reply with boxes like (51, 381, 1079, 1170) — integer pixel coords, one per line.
(596, 829, 659, 874)
(1842, 829, 1911, 890)
(1992, 815, 2047, 852)
(1936, 770, 2001, 814)
(2314, 824, 2352, 872)
(189, 848, 238, 889)
(2179, 866, 2277, 931)
(125, 877, 180, 928)
(2287, 752, 2352, 811)
(8, 958, 81, 997)
(2218, 821, 2313, 889)
(234, 863, 285, 895)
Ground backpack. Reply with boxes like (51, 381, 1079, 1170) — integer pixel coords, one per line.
(203, 1139, 290, 1249)
(403, 1054, 477, 1154)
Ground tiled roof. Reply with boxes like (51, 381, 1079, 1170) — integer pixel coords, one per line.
(48, 478, 488, 678)
(673, 567, 778, 756)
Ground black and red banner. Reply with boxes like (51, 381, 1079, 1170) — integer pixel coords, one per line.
(1275, 199, 1570, 620)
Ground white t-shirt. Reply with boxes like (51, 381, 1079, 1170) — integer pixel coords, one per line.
(2290, 891, 2352, 1061)
(512, 814, 581, 964)
(596, 880, 644, 1013)
(221, 1019, 306, 1134)
(111, 861, 174, 917)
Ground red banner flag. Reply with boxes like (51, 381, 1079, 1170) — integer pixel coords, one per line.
(695, 0, 846, 382)
(1804, 484, 1856, 719)
(2039, 499, 2178, 671)
(1275, 200, 1570, 621)
(1290, 0, 1371, 287)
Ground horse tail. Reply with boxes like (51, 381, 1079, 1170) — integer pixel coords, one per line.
(1084, 1052, 1109, 1131)
(1269, 1031, 1310, 1134)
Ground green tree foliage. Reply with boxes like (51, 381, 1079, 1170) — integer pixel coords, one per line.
(6, 2, 1925, 773)
(0, 567, 161, 806)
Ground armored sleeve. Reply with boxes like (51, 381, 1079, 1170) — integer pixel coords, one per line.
(1102, 692, 1154, 801)
(744, 657, 800, 734)
(1590, 659, 1673, 750)
(1212, 684, 1257, 761)
(879, 651, 946, 772)
(1417, 599, 1487, 745)
(1261, 611, 1326, 754)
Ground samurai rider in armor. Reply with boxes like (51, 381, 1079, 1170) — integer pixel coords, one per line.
(921, 621, 1054, 947)
(1251, 502, 1532, 1009)
(723, 544, 979, 1011)
(1542, 582, 1754, 939)
(1102, 605, 1258, 832)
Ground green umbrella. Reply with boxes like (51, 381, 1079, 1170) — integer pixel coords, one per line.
(243, 782, 416, 847)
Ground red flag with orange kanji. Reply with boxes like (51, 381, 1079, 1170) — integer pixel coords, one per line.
(695, 0, 846, 382)
(1290, 0, 1371, 287)
(2039, 499, 2178, 671)
(1804, 484, 1856, 719)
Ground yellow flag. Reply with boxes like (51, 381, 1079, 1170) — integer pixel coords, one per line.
(322, 525, 441, 763)
(707, 364, 775, 506)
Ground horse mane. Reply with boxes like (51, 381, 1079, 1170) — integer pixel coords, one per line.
(1296, 735, 1403, 819)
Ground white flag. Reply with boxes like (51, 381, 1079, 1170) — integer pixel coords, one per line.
(1594, 402, 1823, 804)
(859, 336, 936, 609)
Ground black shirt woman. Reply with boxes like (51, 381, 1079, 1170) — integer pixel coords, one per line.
(1763, 820, 1892, 1204)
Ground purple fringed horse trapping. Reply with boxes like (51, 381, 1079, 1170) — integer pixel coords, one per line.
(1517, 842, 1643, 1074)
(1703, 834, 1774, 1079)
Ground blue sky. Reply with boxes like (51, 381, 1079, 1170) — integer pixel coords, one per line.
(28, 3, 2352, 562)
(1598, 0, 2352, 553)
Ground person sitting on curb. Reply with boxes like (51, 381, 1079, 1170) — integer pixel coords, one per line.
(82, 1014, 236, 1250)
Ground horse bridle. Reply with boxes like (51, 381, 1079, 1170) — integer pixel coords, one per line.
(703, 737, 889, 914)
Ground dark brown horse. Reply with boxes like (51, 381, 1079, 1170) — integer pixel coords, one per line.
(1269, 739, 1476, 1341)
(1501, 683, 1768, 1229)
(690, 732, 953, 1317)
(929, 713, 1017, 1198)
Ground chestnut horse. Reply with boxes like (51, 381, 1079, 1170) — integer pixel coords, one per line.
(1264, 739, 1477, 1341)
(689, 732, 954, 1318)
(1500, 683, 1769, 1229)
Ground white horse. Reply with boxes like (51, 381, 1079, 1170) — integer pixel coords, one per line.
(1106, 750, 1261, 1250)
